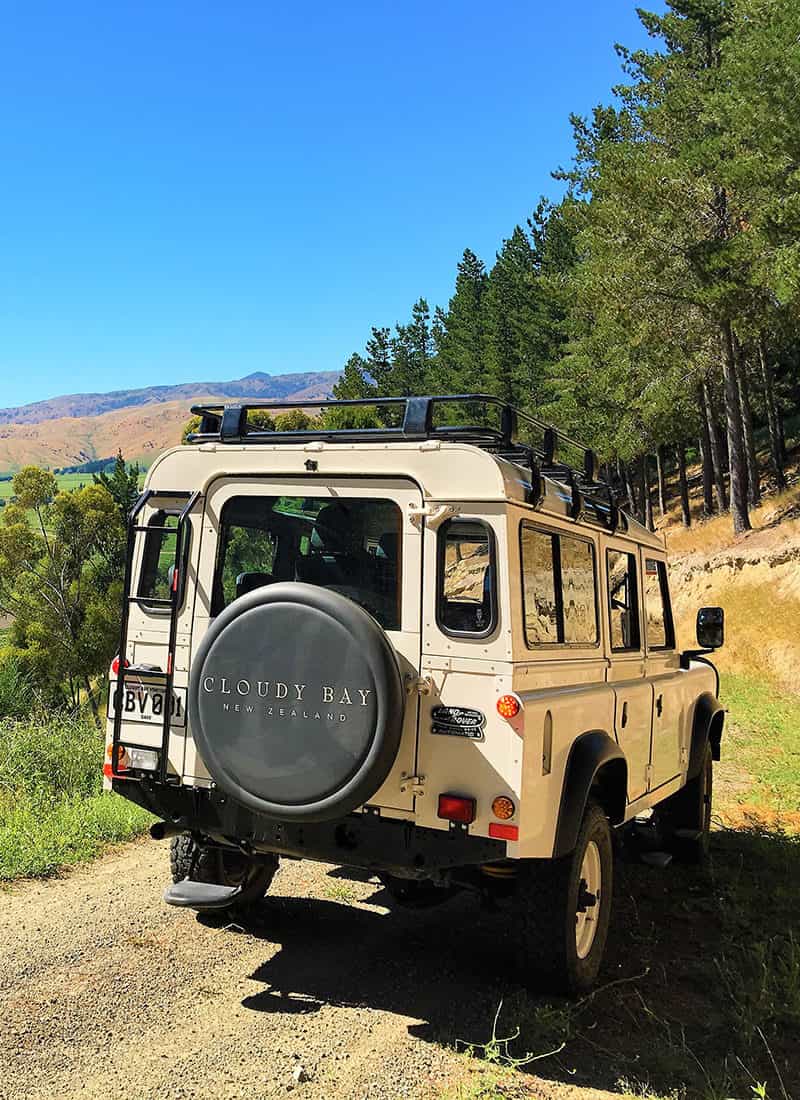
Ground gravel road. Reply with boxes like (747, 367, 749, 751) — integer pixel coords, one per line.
(0, 840, 615, 1100)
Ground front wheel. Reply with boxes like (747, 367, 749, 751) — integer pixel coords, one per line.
(658, 745, 713, 864)
(513, 801, 613, 995)
(170, 835, 278, 911)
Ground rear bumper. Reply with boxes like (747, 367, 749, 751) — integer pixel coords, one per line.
(116, 779, 507, 877)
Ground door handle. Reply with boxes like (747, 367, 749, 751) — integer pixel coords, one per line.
(621, 701, 628, 728)
(656, 694, 663, 718)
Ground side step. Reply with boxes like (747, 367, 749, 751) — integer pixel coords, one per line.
(164, 880, 243, 910)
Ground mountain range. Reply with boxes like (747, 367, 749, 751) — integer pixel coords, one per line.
(0, 371, 340, 472)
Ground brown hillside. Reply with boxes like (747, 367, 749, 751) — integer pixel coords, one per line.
(0, 393, 319, 471)
(0, 376, 338, 472)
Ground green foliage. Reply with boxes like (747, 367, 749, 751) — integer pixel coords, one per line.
(0, 652, 35, 718)
(335, 0, 800, 534)
(0, 711, 152, 879)
(273, 408, 319, 431)
(0, 466, 125, 718)
(181, 414, 201, 443)
(93, 450, 140, 522)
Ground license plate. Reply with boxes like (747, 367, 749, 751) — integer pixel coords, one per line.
(108, 681, 187, 727)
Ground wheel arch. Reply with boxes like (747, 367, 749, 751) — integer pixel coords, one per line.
(553, 730, 627, 858)
(689, 691, 725, 778)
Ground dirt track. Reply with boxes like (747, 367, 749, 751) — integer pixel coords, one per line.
(0, 840, 614, 1100)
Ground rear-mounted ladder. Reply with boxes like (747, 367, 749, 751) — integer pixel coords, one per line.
(111, 488, 200, 785)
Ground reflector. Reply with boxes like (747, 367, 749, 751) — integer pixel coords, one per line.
(488, 822, 519, 841)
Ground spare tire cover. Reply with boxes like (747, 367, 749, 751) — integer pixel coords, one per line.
(188, 582, 405, 822)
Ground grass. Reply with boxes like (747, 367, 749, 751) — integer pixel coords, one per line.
(0, 710, 153, 880)
(719, 672, 800, 822)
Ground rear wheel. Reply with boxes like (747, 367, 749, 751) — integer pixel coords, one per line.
(658, 745, 713, 864)
(512, 801, 613, 995)
(170, 835, 278, 910)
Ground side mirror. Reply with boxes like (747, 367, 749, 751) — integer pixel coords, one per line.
(696, 606, 724, 650)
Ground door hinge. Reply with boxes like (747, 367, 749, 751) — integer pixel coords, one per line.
(408, 503, 458, 529)
(405, 675, 433, 696)
(400, 773, 426, 796)
(645, 764, 654, 787)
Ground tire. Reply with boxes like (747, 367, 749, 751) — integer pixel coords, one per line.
(378, 874, 458, 909)
(170, 835, 278, 911)
(658, 744, 713, 864)
(513, 801, 613, 995)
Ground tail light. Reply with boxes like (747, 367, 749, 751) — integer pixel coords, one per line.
(437, 793, 476, 825)
(105, 743, 130, 771)
(111, 655, 130, 676)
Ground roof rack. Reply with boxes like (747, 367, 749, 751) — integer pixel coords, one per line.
(188, 394, 620, 530)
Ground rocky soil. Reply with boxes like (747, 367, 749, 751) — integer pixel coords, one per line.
(0, 840, 617, 1100)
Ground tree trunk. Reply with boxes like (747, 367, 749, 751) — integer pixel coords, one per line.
(698, 428, 714, 517)
(721, 322, 752, 534)
(701, 379, 728, 511)
(640, 454, 654, 530)
(83, 676, 102, 729)
(758, 335, 787, 490)
(619, 458, 637, 515)
(732, 335, 761, 507)
(676, 445, 691, 527)
(655, 445, 667, 518)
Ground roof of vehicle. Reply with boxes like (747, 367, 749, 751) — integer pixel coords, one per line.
(147, 435, 664, 552)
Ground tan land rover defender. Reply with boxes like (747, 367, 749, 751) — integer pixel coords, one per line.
(105, 395, 724, 993)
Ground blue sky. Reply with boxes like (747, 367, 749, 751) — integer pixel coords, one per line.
(0, 1, 663, 409)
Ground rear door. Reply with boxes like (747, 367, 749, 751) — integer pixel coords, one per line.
(186, 475, 423, 812)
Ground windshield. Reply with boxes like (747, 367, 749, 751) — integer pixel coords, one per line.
(212, 495, 403, 629)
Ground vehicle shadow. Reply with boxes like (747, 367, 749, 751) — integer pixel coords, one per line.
(226, 826, 799, 1098)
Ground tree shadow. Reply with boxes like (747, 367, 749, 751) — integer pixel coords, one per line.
(224, 827, 799, 1099)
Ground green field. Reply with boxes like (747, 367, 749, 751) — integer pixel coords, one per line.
(0, 471, 107, 511)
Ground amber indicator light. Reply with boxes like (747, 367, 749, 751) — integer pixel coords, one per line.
(491, 795, 515, 820)
(496, 694, 520, 719)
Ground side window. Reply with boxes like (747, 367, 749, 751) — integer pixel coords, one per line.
(520, 527, 558, 644)
(521, 525, 598, 646)
(138, 512, 179, 605)
(644, 558, 675, 650)
(607, 549, 640, 651)
(560, 535, 598, 644)
(438, 520, 496, 637)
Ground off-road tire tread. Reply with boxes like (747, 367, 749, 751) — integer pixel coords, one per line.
(513, 800, 613, 995)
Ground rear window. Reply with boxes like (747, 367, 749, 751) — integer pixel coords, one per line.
(212, 495, 402, 630)
(437, 520, 496, 637)
(138, 512, 180, 606)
